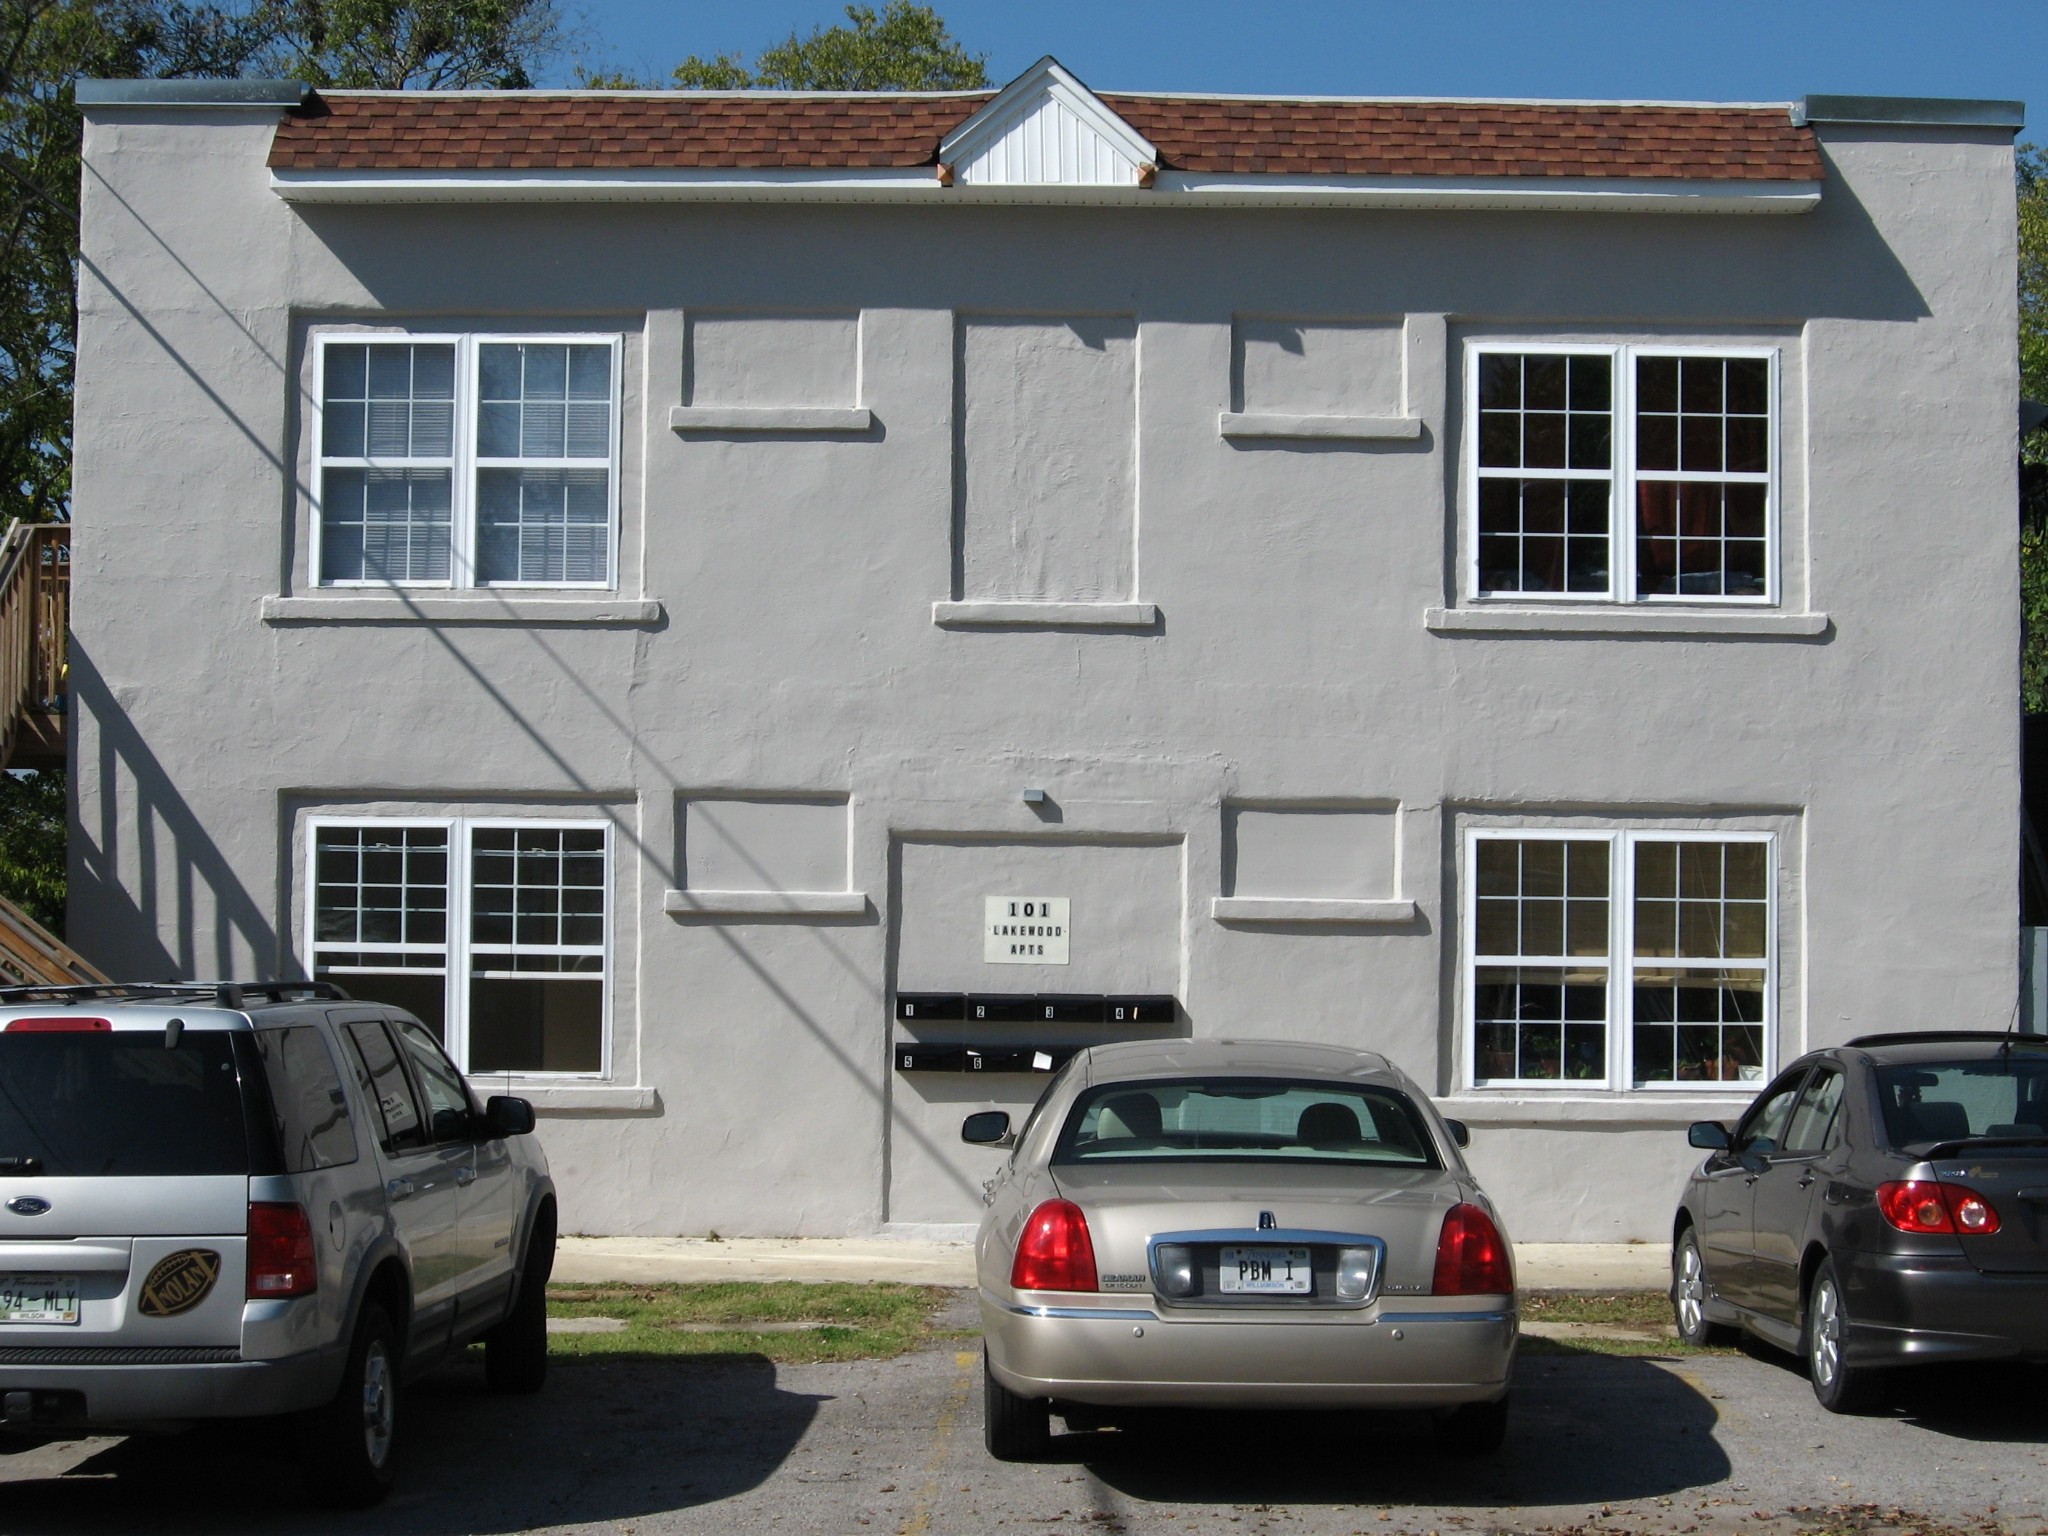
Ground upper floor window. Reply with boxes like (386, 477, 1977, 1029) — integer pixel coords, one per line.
(314, 334, 621, 589)
(1464, 828, 1775, 1091)
(1467, 344, 1776, 605)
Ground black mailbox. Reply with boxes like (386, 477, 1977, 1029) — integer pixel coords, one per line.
(895, 992, 966, 1021)
(966, 1047, 1037, 1073)
(1033, 994, 1105, 1024)
(1106, 995, 1176, 1025)
(965, 994, 1039, 1023)
(895, 1043, 966, 1073)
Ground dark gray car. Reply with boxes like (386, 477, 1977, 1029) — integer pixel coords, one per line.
(1671, 1029, 2048, 1411)
(0, 982, 556, 1505)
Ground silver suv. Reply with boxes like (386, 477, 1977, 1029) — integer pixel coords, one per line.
(0, 981, 556, 1506)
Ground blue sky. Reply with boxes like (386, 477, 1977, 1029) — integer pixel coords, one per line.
(565, 1, 2044, 124)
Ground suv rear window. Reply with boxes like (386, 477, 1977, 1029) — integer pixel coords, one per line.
(1054, 1078, 1442, 1168)
(0, 1030, 250, 1176)
(253, 1026, 359, 1171)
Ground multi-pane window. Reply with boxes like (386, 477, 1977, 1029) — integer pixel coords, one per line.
(315, 334, 620, 589)
(309, 818, 609, 1077)
(1466, 831, 1774, 1090)
(1467, 344, 1776, 604)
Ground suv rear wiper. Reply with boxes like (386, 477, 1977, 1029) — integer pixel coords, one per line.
(0, 1155, 43, 1175)
(1922, 1136, 2048, 1158)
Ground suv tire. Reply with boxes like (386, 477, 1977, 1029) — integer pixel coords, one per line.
(486, 1208, 556, 1394)
(983, 1350, 1050, 1461)
(299, 1301, 401, 1507)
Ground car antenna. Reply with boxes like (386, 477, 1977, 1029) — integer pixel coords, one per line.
(164, 1017, 183, 1050)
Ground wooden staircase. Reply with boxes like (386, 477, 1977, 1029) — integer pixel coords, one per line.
(0, 892, 106, 987)
(0, 520, 67, 772)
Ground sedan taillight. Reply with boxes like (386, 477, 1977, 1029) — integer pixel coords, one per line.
(247, 1202, 319, 1298)
(1010, 1199, 1098, 1292)
(1877, 1180, 2001, 1236)
(1432, 1203, 1513, 1295)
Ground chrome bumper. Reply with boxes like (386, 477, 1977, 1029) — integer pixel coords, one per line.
(981, 1289, 1516, 1409)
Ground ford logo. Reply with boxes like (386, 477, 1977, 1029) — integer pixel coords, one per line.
(5, 1197, 50, 1217)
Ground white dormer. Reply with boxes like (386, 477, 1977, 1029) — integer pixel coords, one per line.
(940, 56, 1158, 188)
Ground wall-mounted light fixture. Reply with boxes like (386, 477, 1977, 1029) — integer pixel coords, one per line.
(1021, 788, 1047, 804)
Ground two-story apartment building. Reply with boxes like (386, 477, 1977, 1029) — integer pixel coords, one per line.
(70, 62, 2022, 1241)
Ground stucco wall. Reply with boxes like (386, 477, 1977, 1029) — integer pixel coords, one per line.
(70, 109, 2020, 1241)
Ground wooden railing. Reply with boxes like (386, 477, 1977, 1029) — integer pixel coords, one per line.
(0, 893, 107, 987)
(0, 520, 67, 771)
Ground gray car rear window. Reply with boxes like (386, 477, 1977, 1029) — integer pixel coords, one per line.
(0, 1030, 250, 1176)
(1876, 1054, 2048, 1148)
(1053, 1078, 1442, 1168)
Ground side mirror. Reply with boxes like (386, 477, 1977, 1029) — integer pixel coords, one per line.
(1688, 1120, 1732, 1151)
(486, 1095, 537, 1137)
(961, 1110, 1014, 1147)
(1444, 1118, 1471, 1149)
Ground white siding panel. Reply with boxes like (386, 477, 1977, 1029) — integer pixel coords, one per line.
(957, 92, 1146, 187)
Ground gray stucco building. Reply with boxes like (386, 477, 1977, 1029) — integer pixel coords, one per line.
(70, 64, 2023, 1241)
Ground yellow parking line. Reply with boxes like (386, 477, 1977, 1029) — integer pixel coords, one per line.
(898, 1351, 978, 1536)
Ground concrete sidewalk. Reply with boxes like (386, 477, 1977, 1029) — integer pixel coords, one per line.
(554, 1235, 1669, 1291)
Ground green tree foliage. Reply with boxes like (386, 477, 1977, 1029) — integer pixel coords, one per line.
(669, 3, 985, 92)
(0, 768, 65, 932)
(252, 0, 568, 89)
(2020, 146, 2048, 710)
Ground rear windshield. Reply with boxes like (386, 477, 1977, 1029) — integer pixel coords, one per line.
(1876, 1054, 2048, 1148)
(1053, 1078, 1441, 1168)
(0, 1030, 251, 1176)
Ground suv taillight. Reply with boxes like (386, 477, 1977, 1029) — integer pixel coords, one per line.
(1010, 1199, 1098, 1292)
(1432, 1203, 1513, 1295)
(1878, 1180, 2002, 1236)
(247, 1202, 319, 1298)
(3, 1017, 110, 1032)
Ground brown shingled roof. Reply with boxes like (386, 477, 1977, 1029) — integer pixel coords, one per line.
(268, 91, 1823, 183)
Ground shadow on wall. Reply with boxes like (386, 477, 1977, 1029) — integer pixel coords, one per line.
(0, 1355, 818, 1534)
(68, 641, 277, 983)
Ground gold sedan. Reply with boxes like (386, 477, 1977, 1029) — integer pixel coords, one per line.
(962, 1039, 1516, 1459)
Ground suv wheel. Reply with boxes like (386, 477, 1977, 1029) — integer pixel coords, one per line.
(486, 1208, 556, 1394)
(299, 1301, 400, 1507)
(1806, 1258, 1876, 1414)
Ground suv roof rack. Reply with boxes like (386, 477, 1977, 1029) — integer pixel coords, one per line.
(0, 980, 353, 1009)
(1845, 1029, 2048, 1048)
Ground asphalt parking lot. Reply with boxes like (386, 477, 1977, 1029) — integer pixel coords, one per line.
(4, 1299, 2047, 1536)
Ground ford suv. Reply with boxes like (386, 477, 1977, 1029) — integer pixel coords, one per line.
(0, 981, 556, 1505)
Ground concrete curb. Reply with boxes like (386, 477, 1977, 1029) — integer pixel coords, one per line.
(553, 1236, 1671, 1291)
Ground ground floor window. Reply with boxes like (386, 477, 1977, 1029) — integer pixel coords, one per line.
(1465, 828, 1772, 1090)
(308, 816, 608, 1076)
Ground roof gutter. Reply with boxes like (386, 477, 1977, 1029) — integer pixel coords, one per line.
(270, 166, 1820, 214)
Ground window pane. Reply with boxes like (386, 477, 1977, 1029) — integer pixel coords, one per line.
(342, 1019, 427, 1150)
(312, 826, 450, 952)
(476, 468, 611, 584)
(1472, 838, 1610, 964)
(469, 977, 602, 1073)
(320, 468, 452, 583)
(478, 342, 613, 463)
(323, 343, 455, 461)
(1473, 478, 1610, 596)
(1631, 968, 1766, 1083)
(1473, 965, 1607, 1082)
(1635, 481, 1769, 599)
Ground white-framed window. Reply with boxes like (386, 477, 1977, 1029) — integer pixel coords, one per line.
(313, 333, 622, 589)
(1464, 829, 1774, 1091)
(1466, 343, 1778, 605)
(307, 816, 611, 1077)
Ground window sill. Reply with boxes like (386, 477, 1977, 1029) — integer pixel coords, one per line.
(669, 405, 873, 434)
(1219, 412, 1423, 442)
(1424, 606, 1830, 638)
(504, 1085, 660, 1115)
(262, 594, 665, 627)
(1436, 1094, 1756, 1128)
(1211, 896, 1417, 925)
(933, 601, 1159, 630)
(664, 889, 871, 919)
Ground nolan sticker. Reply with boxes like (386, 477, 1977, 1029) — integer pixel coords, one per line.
(139, 1249, 222, 1318)
(5, 1197, 50, 1217)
